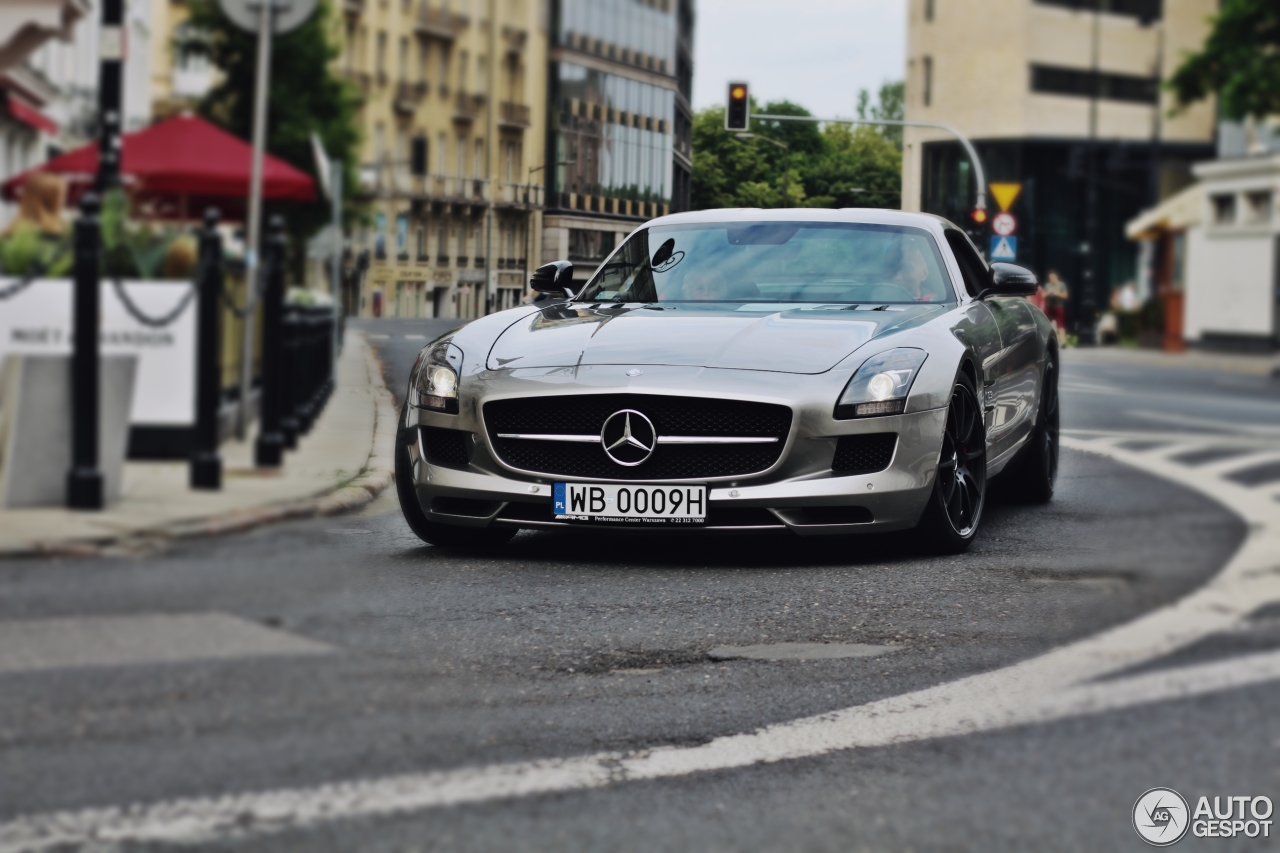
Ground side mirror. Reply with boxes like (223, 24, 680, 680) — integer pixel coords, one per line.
(978, 263, 1038, 299)
(530, 260, 575, 299)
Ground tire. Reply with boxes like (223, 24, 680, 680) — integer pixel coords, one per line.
(394, 407, 517, 548)
(917, 372, 987, 554)
(1002, 351, 1059, 504)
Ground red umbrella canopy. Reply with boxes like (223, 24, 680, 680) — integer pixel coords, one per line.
(1, 114, 317, 210)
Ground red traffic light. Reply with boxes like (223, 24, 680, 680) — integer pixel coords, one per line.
(970, 208, 988, 224)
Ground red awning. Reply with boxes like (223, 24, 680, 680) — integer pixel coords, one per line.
(1, 113, 316, 211)
(6, 92, 57, 135)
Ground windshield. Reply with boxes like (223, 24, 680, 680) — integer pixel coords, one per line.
(579, 221, 955, 305)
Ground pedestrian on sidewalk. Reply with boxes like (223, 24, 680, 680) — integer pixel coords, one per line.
(1043, 270, 1069, 347)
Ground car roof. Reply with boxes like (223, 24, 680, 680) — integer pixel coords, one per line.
(644, 207, 955, 236)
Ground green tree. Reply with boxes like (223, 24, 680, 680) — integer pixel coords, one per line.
(690, 96, 901, 212)
(857, 81, 905, 150)
(182, 0, 363, 264)
(1168, 0, 1280, 121)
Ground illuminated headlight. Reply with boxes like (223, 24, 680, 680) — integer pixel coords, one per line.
(411, 341, 463, 413)
(835, 348, 928, 419)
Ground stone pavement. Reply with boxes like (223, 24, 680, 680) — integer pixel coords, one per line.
(0, 331, 398, 558)
(1063, 344, 1280, 376)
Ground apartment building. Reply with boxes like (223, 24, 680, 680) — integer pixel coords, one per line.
(902, 0, 1217, 326)
(540, 0, 694, 287)
(149, 0, 216, 120)
(344, 0, 548, 319)
(1, 0, 150, 227)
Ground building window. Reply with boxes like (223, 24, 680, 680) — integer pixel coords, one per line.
(416, 225, 426, 259)
(418, 42, 429, 84)
(924, 0, 935, 21)
(922, 56, 933, 107)
(376, 31, 387, 81)
(1034, 0, 1161, 24)
(1030, 64, 1157, 104)
(474, 138, 484, 178)
(457, 50, 468, 91)
(437, 219, 449, 263)
(1245, 191, 1273, 225)
(1210, 194, 1236, 226)
(437, 132, 447, 174)
(456, 135, 467, 176)
(568, 228, 616, 261)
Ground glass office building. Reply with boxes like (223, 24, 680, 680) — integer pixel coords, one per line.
(543, 0, 692, 231)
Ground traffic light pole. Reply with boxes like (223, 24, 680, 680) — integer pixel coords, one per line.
(750, 113, 987, 213)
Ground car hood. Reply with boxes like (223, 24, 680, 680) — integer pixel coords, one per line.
(485, 303, 946, 374)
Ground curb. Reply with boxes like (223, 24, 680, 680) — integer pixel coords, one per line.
(3, 333, 401, 560)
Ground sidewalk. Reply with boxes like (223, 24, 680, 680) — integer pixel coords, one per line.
(1062, 345, 1280, 377)
(0, 331, 398, 558)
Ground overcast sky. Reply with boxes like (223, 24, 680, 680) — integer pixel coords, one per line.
(691, 0, 906, 119)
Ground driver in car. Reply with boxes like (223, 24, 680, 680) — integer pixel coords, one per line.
(887, 240, 944, 302)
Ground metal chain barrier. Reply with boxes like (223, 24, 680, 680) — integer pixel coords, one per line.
(110, 274, 198, 329)
(0, 243, 70, 300)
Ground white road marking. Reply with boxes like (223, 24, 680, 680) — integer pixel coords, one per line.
(403, 334, 426, 339)
(366, 334, 390, 340)
(0, 613, 331, 676)
(1123, 409, 1280, 437)
(0, 431, 1277, 849)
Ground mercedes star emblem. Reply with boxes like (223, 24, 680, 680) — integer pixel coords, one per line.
(600, 409, 656, 466)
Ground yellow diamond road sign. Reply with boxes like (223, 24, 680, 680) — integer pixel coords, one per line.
(990, 183, 1022, 213)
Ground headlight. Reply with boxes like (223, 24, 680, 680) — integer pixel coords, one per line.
(411, 341, 463, 413)
(835, 348, 928, 419)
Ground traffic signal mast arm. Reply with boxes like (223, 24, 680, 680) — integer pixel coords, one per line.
(750, 113, 987, 213)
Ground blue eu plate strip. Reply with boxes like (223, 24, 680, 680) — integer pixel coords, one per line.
(553, 483, 566, 515)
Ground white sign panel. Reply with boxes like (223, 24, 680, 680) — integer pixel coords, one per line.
(0, 280, 197, 426)
(992, 212, 1017, 237)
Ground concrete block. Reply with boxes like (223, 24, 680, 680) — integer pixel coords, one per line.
(0, 354, 138, 508)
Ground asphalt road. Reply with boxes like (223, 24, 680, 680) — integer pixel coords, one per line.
(1, 317, 1278, 851)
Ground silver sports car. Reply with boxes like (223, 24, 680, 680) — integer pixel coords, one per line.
(395, 209, 1059, 553)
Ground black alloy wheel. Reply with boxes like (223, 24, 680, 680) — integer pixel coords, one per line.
(918, 373, 987, 553)
(1003, 352, 1059, 504)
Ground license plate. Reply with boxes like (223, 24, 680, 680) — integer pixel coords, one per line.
(553, 483, 706, 524)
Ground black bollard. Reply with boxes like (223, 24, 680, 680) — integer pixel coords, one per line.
(254, 216, 288, 468)
(279, 306, 301, 449)
(67, 193, 104, 510)
(191, 208, 224, 489)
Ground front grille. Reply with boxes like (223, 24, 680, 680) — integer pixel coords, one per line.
(484, 394, 792, 481)
(422, 427, 470, 467)
(832, 433, 897, 475)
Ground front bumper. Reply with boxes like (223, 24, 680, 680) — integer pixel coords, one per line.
(404, 365, 947, 536)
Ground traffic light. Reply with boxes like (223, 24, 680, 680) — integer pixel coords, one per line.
(725, 82, 750, 131)
(965, 207, 989, 243)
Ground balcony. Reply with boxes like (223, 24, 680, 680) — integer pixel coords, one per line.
(498, 101, 530, 129)
(501, 25, 527, 55)
(342, 68, 371, 93)
(496, 182, 544, 208)
(394, 80, 426, 114)
(453, 91, 485, 122)
(415, 5, 468, 40)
